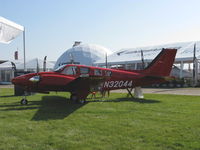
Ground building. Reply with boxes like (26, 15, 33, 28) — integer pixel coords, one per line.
(0, 59, 55, 84)
(0, 61, 15, 84)
(15, 58, 55, 72)
(95, 41, 200, 86)
(54, 43, 112, 70)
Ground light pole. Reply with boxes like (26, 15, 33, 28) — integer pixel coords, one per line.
(23, 29, 26, 71)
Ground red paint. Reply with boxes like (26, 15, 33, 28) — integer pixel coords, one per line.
(12, 48, 177, 100)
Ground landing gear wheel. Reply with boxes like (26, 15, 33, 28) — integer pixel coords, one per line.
(70, 94, 79, 103)
(79, 99, 86, 104)
(21, 99, 28, 105)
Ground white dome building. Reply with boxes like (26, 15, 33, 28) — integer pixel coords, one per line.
(54, 43, 112, 69)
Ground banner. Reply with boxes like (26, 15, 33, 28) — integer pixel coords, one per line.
(0, 16, 24, 44)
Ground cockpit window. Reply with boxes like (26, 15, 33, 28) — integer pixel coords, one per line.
(62, 66, 77, 75)
(80, 67, 89, 74)
(105, 70, 112, 76)
(94, 69, 102, 76)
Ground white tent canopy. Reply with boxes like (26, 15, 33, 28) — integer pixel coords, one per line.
(0, 61, 13, 69)
(95, 41, 200, 65)
(16, 58, 55, 70)
(0, 16, 24, 44)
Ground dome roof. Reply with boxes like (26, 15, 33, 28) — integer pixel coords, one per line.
(54, 44, 112, 69)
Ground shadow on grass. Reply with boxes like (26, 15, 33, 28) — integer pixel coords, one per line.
(0, 95, 160, 121)
(0, 96, 85, 121)
(87, 97, 160, 104)
(0, 95, 16, 98)
(31, 96, 85, 121)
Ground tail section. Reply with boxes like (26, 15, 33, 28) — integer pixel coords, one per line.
(143, 48, 177, 76)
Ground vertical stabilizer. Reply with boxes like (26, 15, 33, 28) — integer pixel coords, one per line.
(143, 48, 177, 76)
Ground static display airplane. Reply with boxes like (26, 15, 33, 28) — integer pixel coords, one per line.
(12, 48, 177, 104)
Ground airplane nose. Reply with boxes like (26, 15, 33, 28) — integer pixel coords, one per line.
(11, 78, 17, 84)
(12, 76, 26, 85)
(12, 77, 21, 85)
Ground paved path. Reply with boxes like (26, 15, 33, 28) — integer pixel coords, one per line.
(0, 84, 199, 96)
(112, 88, 200, 96)
(0, 84, 14, 88)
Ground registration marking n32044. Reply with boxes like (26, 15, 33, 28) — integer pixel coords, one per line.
(104, 80, 133, 88)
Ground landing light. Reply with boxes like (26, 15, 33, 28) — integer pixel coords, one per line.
(29, 75, 40, 82)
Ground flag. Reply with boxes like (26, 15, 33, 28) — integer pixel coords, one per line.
(0, 16, 24, 44)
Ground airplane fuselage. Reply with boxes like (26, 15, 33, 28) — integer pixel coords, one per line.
(12, 64, 164, 93)
(12, 48, 177, 103)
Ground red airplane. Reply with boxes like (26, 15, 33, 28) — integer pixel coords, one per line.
(12, 48, 177, 104)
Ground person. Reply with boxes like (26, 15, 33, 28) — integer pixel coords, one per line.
(90, 91, 96, 99)
(100, 89, 110, 98)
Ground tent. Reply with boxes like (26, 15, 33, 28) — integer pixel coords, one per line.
(16, 58, 55, 71)
(54, 44, 112, 69)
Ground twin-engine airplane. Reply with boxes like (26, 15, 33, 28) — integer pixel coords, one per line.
(12, 48, 177, 104)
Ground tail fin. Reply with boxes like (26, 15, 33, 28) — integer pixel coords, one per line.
(143, 48, 177, 76)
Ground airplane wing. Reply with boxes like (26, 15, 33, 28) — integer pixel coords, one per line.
(66, 76, 106, 99)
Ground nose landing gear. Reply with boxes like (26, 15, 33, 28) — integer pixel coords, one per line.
(21, 98, 28, 105)
(20, 92, 29, 105)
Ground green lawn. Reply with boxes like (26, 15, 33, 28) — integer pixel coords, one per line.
(0, 88, 200, 150)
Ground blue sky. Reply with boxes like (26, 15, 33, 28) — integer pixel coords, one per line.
(1, 0, 200, 61)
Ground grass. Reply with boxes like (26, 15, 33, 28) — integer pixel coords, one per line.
(0, 88, 200, 150)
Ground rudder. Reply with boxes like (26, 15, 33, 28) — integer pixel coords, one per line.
(143, 48, 177, 76)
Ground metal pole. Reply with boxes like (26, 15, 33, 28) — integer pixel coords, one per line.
(105, 52, 108, 68)
(193, 43, 196, 86)
(141, 50, 145, 69)
(180, 61, 183, 79)
(23, 29, 26, 71)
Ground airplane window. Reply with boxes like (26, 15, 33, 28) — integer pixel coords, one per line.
(105, 70, 112, 76)
(94, 69, 102, 76)
(54, 65, 65, 72)
(80, 67, 89, 74)
(62, 66, 77, 75)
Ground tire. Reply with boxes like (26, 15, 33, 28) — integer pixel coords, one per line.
(70, 94, 79, 102)
(21, 99, 28, 105)
(70, 94, 86, 104)
(79, 99, 86, 104)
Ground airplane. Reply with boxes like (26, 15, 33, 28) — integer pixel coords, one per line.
(12, 48, 177, 104)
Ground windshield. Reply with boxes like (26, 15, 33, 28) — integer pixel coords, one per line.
(54, 65, 66, 72)
(62, 66, 78, 75)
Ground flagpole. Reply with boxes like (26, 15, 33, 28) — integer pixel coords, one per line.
(105, 52, 108, 68)
(23, 28, 26, 71)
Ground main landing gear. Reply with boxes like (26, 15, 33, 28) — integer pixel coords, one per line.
(126, 87, 144, 99)
(70, 93, 86, 104)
